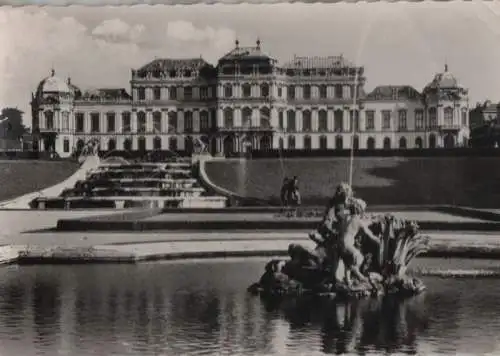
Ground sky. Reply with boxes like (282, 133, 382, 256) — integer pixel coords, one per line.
(0, 2, 500, 125)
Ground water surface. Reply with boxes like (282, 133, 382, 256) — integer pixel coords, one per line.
(1, 257, 500, 355)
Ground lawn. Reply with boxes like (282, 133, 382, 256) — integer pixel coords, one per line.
(204, 157, 500, 208)
(0, 160, 79, 202)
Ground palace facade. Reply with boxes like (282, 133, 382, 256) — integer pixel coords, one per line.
(31, 40, 470, 158)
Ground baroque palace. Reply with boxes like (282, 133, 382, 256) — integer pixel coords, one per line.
(31, 40, 470, 158)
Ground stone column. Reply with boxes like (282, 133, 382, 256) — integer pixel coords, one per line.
(178, 110, 185, 134)
(327, 109, 334, 132)
(252, 108, 259, 127)
(343, 109, 350, 132)
(234, 108, 242, 128)
(296, 110, 303, 132)
(193, 109, 200, 133)
(270, 107, 278, 129)
(312, 110, 318, 132)
(146, 111, 152, 133)
(217, 107, 223, 128)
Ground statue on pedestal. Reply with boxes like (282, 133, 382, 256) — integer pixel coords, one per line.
(249, 183, 430, 300)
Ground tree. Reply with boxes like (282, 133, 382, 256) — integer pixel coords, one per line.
(0, 108, 28, 140)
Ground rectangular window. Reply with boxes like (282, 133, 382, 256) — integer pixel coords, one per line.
(288, 86, 295, 100)
(138, 88, 145, 100)
(75, 113, 84, 133)
(200, 87, 208, 99)
(278, 111, 284, 129)
(382, 111, 391, 129)
(184, 111, 193, 133)
(90, 113, 100, 133)
(278, 87, 283, 97)
(303, 85, 311, 99)
(334, 111, 343, 132)
(63, 139, 70, 153)
(122, 112, 131, 133)
(169, 87, 177, 100)
(200, 111, 209, 130)
(415, 109, 424, 129)
(365, 110, 375, 130)
(319, 85, 327, 99)
(184, 87, 193, 100)
(106, 112, 115, 133)
(398, 110, 407, 130)
(153, 87, 161, 100)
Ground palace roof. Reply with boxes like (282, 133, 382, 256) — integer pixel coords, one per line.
(36, 69, 71, 94)
(365, 85, 422, 101)
(282, 55, 355, 69)
(137, 58, 212, 73)
(425, 64, 460, 90)
(81, 88, 132, 100)
(219, 40, 276, 63)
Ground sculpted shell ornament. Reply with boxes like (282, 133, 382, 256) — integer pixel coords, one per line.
(248, 213, 430, 301)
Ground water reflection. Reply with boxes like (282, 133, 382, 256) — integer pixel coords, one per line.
(0, 259, 499, 355)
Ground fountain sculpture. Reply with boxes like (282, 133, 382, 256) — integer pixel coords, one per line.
(249, 183, 430, 300)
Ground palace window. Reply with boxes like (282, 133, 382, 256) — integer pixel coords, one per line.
(382, 111, 391, 130)
(153, 111, 162, 133)
(137, 112, 146, 133)
(200, 111, 210, 131)
(303, 85, 311, 99)
(334, 110, 343, 132)
(278, 87, 282, 97)
(138, 136, 146, 152)
(260, 107, 271, 128)
(302, 110, 312, 132)
(184, 111, 193, 133)
(44, 111, 54, 130)
(287, 110, 296, 132)
(288, 86, 295, 100)
(398, 110, 407, 130)
(462, 109, 468, 126)
(415, 109, 424, 129)
(224, 84, 233, 98)
(168, 112, 178, 132)
(383, 137, 391, 149)
(75, 113, 84, 132)
(63, 139, 70, 153)
(365, 110, 375, 130)
(169, 137, 178, 151)
(288, 135, 296, 149)
(138, 88, 146, 100)
(242, 107, 252, 127)
(224, 108, 234, 128)
(335, 136, 343, 150)
(61, 111, 69, 132)
(122, 112, 131, 133)
(318, 110, 327, 131)
(169, 86, 177, 100)
(304, 135, 312, 150)
(429, 134, 437, 148)
(184, 86, 193, 100)
(415, 137, 423, 149)
(123, 138, 132, 151)
(367, 137, 375, 150)
(399, 137, 407, 149)
(278, 111, 284, 130)
(429, 108, 437, 128)
(153, 87, 161, 100)
(242, 84, 251, 98)
(319, 135, 328, 150)
(444, 107, 454, 127)
(261, 83, 270, 98)
(106, 112, 115, 133)
(153, 136, 162, 150)
(334, 84, 343, 99)
(353, 136, 359, 150)
(319, 85, 327, 99)
(279, 137, 284, 149)
(200, 86, 208, 99)
(90, 113, 100, 133)
(108, 139, 116, 151)
(350, 110, 360, 132)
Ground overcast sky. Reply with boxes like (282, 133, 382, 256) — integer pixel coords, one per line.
(1, 2, 499, 123)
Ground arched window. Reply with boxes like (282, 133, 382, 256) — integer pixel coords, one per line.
(302, 110, 312, 132)
(260, 107, 271, 128)
(138, 136, 146, 152)
(288, 135, 296, 149)
(123, 138, 132, 151)
(367, 137, 375, 150)
(353, 135, 359, 150)
(429, 134, 437, 148)
(429, 107, 437, 128)
(287, 110, 296, 132)
(242, 83, 251, 98)
(260, 136, 272, 150)
(224, 108, 234, 128)
(303, 84, 311, 99)
(107, 138, 116, 151)
(153, 136, 162, 150)
(304, 135, 312, 150)
(318, 110, 327, 131)
(168, 111, 177, 132)
(335, 136, 343, 150)
(242, 107, 252, 127)
(319, 135, 328, 150)
(415, 137, 423, 149)
(137, 111, 146, 133)
(444, 107, 454, 127)
(399, 137, 407, 149)
(383, 137, 391, 150)
(350, 110, 360, 132)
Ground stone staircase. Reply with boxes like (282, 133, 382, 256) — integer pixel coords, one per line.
(30, 157, 228, 210)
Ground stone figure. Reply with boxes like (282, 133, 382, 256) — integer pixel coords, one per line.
(249, 183, 430, 300)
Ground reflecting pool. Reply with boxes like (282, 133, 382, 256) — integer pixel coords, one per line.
(1, 257, 500, 355)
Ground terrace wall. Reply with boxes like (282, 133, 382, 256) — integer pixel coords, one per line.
(203, 155, 500, 207)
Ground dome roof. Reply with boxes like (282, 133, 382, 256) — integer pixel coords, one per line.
(36, 69, 71, 94)
(426, 64, 459, 89)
